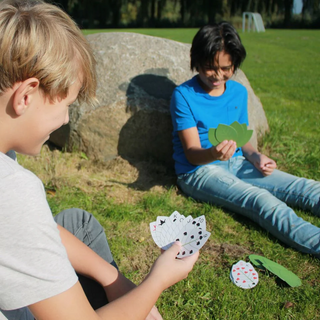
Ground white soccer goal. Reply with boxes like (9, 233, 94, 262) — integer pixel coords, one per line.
(242, 12, 265, 32)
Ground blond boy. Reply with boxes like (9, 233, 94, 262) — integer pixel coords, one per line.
(0, 1, 198, 319)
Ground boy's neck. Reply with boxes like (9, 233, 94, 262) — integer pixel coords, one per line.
(196, 75, 227, 97)
(207, 84, 226, 97)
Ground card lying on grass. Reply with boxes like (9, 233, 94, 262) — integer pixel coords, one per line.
(230, 260, 259, 289)
(150, 211, 211, 258)
(208, 121, 253, 147)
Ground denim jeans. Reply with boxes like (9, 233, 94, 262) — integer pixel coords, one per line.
(1, 208, 115, 320)
(177, 156, 320, 257)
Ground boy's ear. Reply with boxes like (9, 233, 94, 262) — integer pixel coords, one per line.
(12, 78, 40, 116)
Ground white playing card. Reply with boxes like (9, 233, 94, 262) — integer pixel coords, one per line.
(150, 215, 173, 247)
(156, 216, 169, 229)
(155, 216, 173, 247)
(230, 260, 259, 289)
(175, 226, 211, 258)
(150, 221, 163, 247)
(179, 215, 193, 230)
(170, 212, 193, 236)
(168, 211, 184, 225)
(157, 211, 186, 247)
(185, 215, 206, 231)
(150, 212, 211, 258)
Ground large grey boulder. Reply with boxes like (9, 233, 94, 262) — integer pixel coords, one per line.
(50, 32, 269, 167)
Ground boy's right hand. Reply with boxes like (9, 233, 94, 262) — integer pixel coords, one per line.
(211, 140, 236, 161)
(149, 242, 199, 291)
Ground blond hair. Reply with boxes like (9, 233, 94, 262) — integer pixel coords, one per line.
(0, 0, 97, 105)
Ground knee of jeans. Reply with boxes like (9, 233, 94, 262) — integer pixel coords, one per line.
(217, 175, 235, 186)
(57, 208, 103, 235)
(75, 209, 104, 235)
(254, 196, 290, 224)
(241, 189, 287, 215)
(59, 207, 91, 224)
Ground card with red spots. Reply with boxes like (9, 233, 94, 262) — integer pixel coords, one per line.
(230, 260, 259, 289)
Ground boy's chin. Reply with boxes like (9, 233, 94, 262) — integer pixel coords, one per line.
(17, 145, 43, 156)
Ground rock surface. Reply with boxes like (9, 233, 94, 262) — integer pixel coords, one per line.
(50, 32, 269, 167)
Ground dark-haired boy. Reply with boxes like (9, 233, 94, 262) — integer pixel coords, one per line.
(170, 22, 320, 257)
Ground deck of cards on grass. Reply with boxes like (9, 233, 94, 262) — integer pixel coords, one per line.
(150, 211, 211, 258)
(230, 260, 259, 289)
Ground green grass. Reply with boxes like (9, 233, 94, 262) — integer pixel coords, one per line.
(240, 30, 320, 180)
(21, 29, 320, 319)
(83, 28, 198, 44)
(47, 188, 320, 320)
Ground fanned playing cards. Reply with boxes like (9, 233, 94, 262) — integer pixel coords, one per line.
(150, 211, 211, 258)
(230, 260, 259, 289)
(208, 121, 253, 147)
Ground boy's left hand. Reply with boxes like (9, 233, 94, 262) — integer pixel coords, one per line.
(252, 153, 277, 176)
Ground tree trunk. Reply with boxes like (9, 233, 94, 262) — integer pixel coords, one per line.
(180, 0, 185, 24)
(284, 0, 293, 27)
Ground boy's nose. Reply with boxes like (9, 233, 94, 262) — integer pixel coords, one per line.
(210, 68, 223, 78)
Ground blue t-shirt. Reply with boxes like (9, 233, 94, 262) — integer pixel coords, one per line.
(170, 76, 249, 175)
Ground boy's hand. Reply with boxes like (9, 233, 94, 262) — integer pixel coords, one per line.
(252, 153, 277, 176)
(149, 242, 199, 290)
(211, 140, 236, 161)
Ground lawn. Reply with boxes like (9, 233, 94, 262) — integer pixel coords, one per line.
(19, 29, 320, 319)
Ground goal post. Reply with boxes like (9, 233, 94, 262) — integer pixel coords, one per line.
(242, 12, 265, 32)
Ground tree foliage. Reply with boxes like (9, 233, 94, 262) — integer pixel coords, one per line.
(47, 0, 320, 28)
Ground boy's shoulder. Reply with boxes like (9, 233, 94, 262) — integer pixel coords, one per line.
(0, 152, 40, 186)
(179, 76, 197, 87)
(0, 152, 19, 177)
(226, 80, 248, 98)
(227, 79, 247, 92)
(174, 76, 198, 94)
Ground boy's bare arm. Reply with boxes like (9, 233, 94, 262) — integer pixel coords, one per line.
(242, 142, 277, 176)
(179, 127, 236, 165)
(28, 243, 198, 320)
(57, 225, 121, 288)
(28, 278, 160, 320)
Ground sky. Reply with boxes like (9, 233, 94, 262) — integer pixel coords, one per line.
(293, 0, 303, 14)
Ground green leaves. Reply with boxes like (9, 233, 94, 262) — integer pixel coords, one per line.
(208, 121, 253, 147)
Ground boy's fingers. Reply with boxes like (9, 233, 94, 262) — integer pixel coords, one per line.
(215, 140, 228, 152)
(217, 141, 234, 154)
(182, 250, 199, 264)
(165, 241, 182, 257)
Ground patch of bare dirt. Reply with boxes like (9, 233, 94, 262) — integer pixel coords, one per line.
(202, 242, 253, 260)
(18, 144, 176, 204)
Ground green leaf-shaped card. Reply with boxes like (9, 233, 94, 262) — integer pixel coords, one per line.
(208, 122, 253, 147)
(249, 254, 302, 287)
(230, 121, 245, 146)
(215, 124, 238, 142)
(208, 128, 219, 146)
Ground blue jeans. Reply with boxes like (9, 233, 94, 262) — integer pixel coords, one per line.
(1, 208, 115, 320)
(177, 156, 320, 257)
